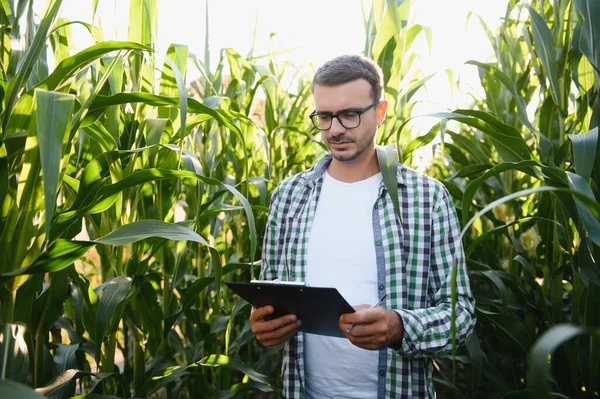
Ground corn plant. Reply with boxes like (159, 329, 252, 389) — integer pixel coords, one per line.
(422, 0, 600, 397)
(2, 0, 597, 398)
(0, 0, 276, 397)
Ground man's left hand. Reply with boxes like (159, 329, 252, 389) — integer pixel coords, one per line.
(339, 305, 404, 350)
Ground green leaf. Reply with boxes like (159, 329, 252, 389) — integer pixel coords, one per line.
(0, 143, 8, 225)
(527, 324, 600, 399)
(68, 268, 98, 344)
(574, 0, 600, 71)
(128, 0, 157, 48)
(52, 343, 79, 375)
(2, 0, 64, 132)
(213, 381, 274, 399)
(566, 171, 600, 246)
(43, 42, 151, 92)
(95, 221, 224, 295)
(50, 20, 104, 43)
(402, 123, 439, 161)
(95, 220, 211, 246)
(5, 41, 151, 136)
(225, 300, 249, 355)
(429, 111, 532, 162)
(0, 323, 29, 382)
(35, 369, 114, 398)
(568, 127, 598, 181)
(82, 121, 117, 152)
(576, 54, 595, 91)
(0, 379, 45, 399)
(144, 118, 168, 146)
(461, 160, 540, 228)
(158, 44, 188, 121)
(466, 60, 552, 156)
(95, 276, 133, 343)
(164, 53, 188, 162)
(35, 89, 75, 237)
(164, 276, 214, 334)
(477, 308, 532, 353)
(527, 6, 564, 111)
(85, 92, 244, 135)
(465, 331, 483, 394)
(460, 186, 600, 243)
(0, 240, 95, 283)
(376, 144, 401, 223)
(197, 354, 275, 389)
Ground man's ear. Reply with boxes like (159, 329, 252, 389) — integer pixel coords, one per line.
(376, 99, 388, 125)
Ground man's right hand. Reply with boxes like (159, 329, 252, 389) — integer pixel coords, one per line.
(250, 306, 301, 347)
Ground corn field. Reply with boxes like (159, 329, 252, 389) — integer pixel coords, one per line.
(0, 0, 598, 398)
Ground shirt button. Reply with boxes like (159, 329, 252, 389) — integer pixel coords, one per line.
(379, 369, 385, 376)
(374, 204, 378, 209)
(379, 284, 385, 291)
(375, 240, 382, 247)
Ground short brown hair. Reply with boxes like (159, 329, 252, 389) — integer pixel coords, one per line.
(311, 55, 384, 102)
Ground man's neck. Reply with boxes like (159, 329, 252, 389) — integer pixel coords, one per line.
(327, 150, 380, 183)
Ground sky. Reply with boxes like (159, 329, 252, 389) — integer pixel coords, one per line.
(53, 0, 506, 74)
(44, 0, 507, 132)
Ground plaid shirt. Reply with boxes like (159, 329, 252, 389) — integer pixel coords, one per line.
(260, 153, 475, 398)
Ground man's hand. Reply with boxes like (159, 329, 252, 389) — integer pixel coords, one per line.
(250, 306, 302, 347)
(339, 305, 404, 350)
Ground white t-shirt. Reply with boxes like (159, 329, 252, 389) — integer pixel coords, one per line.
(304, 170, 382, 399)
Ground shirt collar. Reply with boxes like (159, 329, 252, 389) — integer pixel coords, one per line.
(301, 151, 408, 189)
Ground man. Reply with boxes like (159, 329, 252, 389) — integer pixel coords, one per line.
(250, 55, 475, 398)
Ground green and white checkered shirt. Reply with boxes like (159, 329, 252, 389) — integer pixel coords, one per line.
(260, 153, 475, 398)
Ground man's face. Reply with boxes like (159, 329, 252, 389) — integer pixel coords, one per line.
(312, 79, 386, 164)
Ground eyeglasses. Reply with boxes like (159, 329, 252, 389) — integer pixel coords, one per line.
(309, 101, 379, 130)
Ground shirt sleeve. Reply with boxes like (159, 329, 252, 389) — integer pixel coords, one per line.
(393, 186, 476, 357)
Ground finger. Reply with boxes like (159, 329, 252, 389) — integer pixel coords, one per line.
(344, 322, 387, 338)
(249, 305, 274, 322)
(343, 332, 387, 349)
(338, 321, 353, 333)
(349, 334, 387, 346)
(342, 307, 386, 324)
(259, 321, 301, 347)
(253, 314, 297, 335)
(256, 318, 300, 340)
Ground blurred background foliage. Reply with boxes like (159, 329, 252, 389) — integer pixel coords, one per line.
(0, 0, 598, 398)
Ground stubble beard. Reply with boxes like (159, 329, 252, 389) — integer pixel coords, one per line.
(328, 130, 376, 163)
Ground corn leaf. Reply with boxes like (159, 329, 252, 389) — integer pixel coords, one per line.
(5, 41, 152, 136)
(527, 324, 599, 399)
(95, 277, 132, 343)
(461, 160, 540, 228)
(0, 379, 45, 399)
(0, 240, 94, 283)
(2, 0, 64, 132)
(566, 171, 600, 246)
(574, 0, 600, 71)
(35, 89, 75, 238)
(527, 6, 564, 111)
(476, 308, 532, 353)
(376, 144, 401, 223)
(568, 126, 598, 181)
(95, 220, 211, 246)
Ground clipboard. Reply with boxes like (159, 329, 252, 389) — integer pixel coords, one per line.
(226, 280, 355, 338)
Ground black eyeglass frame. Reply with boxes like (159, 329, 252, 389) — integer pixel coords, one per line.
(309, 101, 380, 130)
